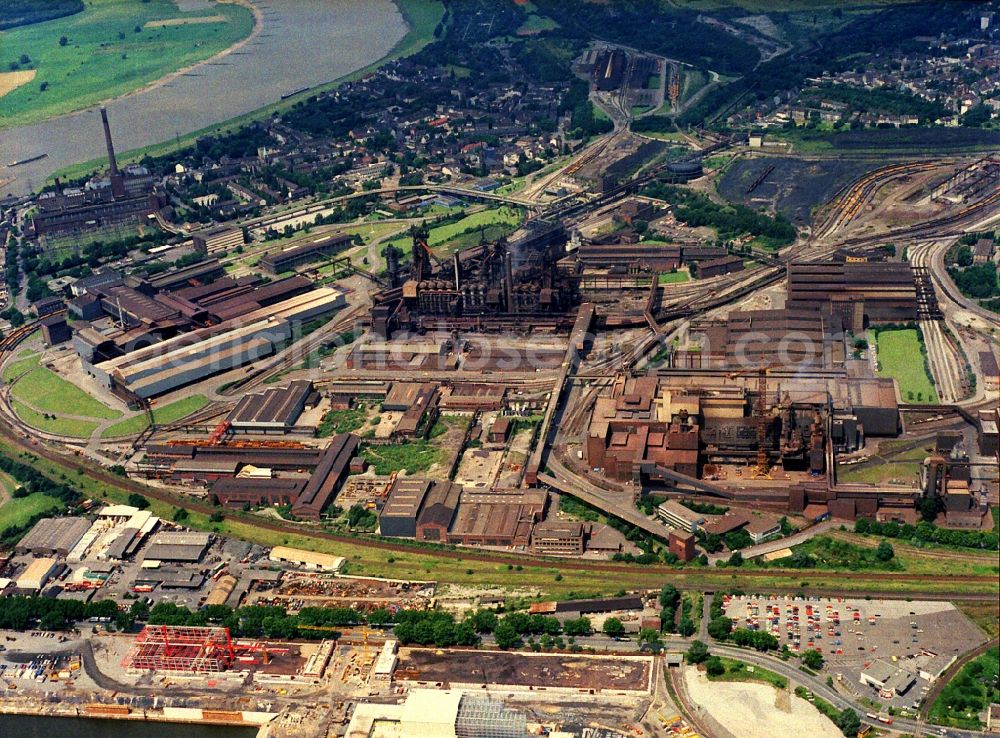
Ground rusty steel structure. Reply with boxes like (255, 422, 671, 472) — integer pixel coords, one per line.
(124, 625, 236, 673)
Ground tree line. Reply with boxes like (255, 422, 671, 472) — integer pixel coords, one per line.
(644, 182, 796, 245)
(855, 517, 998, 551)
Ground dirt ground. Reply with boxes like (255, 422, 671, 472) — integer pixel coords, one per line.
(145, 15, 226, 28)
(399, 648, 651, 691)
(684, 665, 840, 738)
(0, 70, 36, 99)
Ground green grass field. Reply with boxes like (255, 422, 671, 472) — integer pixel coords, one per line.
(12, 400, 100, 438)
(659, 271, 690, 284)
(8, 355, 121, 420)
(362, 441, 445, 476)
(874, 328, 937, 403)
(380, 207, 523, 259)
(928, 646, 999, 730)
(706, 657, 788, 690)
(48, 0, 445, 183)
(0, 492, 64, 532)
(101, 395, 210, 438)
(0, 0, 254, 129)
(517, 13, 559, 35)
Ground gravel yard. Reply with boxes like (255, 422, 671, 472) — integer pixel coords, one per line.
(684, 665, 839, 738)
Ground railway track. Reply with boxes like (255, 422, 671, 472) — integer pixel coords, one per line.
(0, 311, 65, 355)
(829, 185, 1000, 252)
(814, 160, 942, 239)
(0, 419, 993, 595)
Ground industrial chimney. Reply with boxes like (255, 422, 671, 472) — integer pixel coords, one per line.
(100, 107, 126, 199)
(504, 250, 515, 313)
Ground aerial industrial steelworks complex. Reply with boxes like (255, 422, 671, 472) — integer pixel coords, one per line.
(0, 7, 998, 736)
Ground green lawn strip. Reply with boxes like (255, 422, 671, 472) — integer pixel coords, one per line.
(794, 686, 842, 725)
(0, 492, 65, 531)
(101, 395, 210, 438)
(380, 206, 523, 259)
(46, 0, 445, 183)
(928, 646, 999, 730)
(12, 401, 100, 439)
(838, 460, 921, 485)
(874, 328, 937, 403)
(10, 365, 121, 419)
(706, 656, 788, 690)
(0, 0, 254, 129)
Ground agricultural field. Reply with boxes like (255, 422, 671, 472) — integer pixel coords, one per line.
(101, 395, 210, 438)
(874, 328, 937, 403)
(0, 0, 255, 128)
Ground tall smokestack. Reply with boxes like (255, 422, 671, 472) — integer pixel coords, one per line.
(504, 251, 515, 313)
(100, 107, 126, 198)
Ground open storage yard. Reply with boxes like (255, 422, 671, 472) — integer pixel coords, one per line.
(246, 573, 435, 613)
(685, 665, 840, 738)
(397, 648, 652, 693)
(718, 157, 880, 226)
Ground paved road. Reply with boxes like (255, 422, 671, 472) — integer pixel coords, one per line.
(707, 520, 840, 564)
(541, 455, 678, 542)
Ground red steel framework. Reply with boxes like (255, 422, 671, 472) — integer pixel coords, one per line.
(124, 625, 236, 673)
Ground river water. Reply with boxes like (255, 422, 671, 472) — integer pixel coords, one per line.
(1, 0, 407, 196)
(0, 713, 258, 737)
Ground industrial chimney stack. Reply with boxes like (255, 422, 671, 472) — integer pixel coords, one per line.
(100, 107, 126, 199)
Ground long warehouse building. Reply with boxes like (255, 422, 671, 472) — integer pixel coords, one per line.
(87, 288, 345, 398)
(786, 261, 917, 332)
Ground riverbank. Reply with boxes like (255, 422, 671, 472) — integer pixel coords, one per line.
(0, 0, 258, 130)
(41, 0, 443, 187)
(2, 0, 428, 197)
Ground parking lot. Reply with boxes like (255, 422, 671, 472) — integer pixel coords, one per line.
(723, 595, 988, 710)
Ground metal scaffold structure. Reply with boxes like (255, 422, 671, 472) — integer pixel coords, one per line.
(124, 624, 236, 673)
